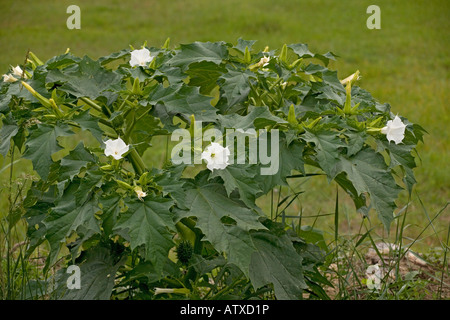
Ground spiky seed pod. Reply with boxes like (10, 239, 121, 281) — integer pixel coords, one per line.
(176, 240, 193, 266)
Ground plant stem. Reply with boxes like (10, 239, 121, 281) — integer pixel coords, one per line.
(80, 97, 103, 113)
(6, 143, 15, 299)
(439, 223, 450, 300)
(128, 149, 145, 176)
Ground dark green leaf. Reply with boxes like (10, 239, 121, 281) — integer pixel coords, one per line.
(168, 41, 228, 71)
(249, 224, 306, 299)
(46, 56, 122, 100)
(185, 61, 225, 95)
(114, 196, 175, 274)
(217, 105, 287, 131)
(59, 142, 96, 181)
(255, 133, 305, 194)
(233, 38, 257, 54)
(303, 129, 346, 180)
(56, 245, 126, 300)
(336, 148, 402, 229)
(43, 181, 101, 270)
(0, 113, 18, 156)
(378, 140, 417, 194)
(179, 183, 265, 276)
(210, 164, 262, 209)
(23, 124, 73, 180)
(72, 109, 104, 144)
(218, 68, 254, 108)
(146, 83, 217, 122)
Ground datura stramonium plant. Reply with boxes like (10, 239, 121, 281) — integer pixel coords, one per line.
(0, 39, 425, 300)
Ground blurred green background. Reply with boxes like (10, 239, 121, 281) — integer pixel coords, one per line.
(0, 0, 448, 246)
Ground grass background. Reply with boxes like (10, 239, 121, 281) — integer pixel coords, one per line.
(0, 0, 448, 249)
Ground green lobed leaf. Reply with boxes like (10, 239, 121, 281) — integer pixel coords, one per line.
(58, 142, 96, 181)
(168, 41, 228, 71)
(336, 147, 402, 229)
(249, 220, 307, 299)
(99, 194, 122, 237)
(210, 164, 263, 209)
(146, 83, 217, 122)
(74, 169, 103, 205)
(44, 53, 82, 70)
(185, 61, 225, 95)
(178, 182, 266, 276)
(254, 133, 305, 194)
(152, 165, 187, 209)
(303, 128, 346, 180)
(98, 48, 131, 65)
(0, 113, 19, 156)
(46, 56, 122, 101)
(43, 180, 101, 270)
(23, 124, 73, 180)
(72, 109, 104, 144)
(288, 43, 337, 66)
(113, 196, 175, 274)
(217, 105, 287, 131)
(233, 38, 257, 54)
(218, 68, 254, 108)
(56, 245, 126, 300)
(378, 140, 417, 194)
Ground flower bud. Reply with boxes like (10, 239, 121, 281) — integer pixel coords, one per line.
(287, 104, 298, 126)
(131, 77, 142, 95)
(279, 44, 288, 64)
(134, 186, 147, 201)
(162, 37, 171, 49)
(115, 179, 133, 190)
(21, 81, 52, 109)
(244, 46, 251, 64)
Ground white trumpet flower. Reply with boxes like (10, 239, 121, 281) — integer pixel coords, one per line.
(2, 74, 17, 83)
(11, 66, 27, 79)
(201, 142, 230, 171)
(104, 137, 129, 160)
(129, 48, 153, 67)
(381, 115, 407, 144)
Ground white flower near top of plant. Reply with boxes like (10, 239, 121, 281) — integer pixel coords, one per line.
(365, 264, 382, 290)
(134, 186, 147, 201)
(129, 48, 153, 67)
(381, 115, 407, 144)
(104, 137, 129, 160)
(11, 65, 27, 78)
(2, 74, 17, 83)
(259, 56, 270, 67)
(201, 142, 230, 171)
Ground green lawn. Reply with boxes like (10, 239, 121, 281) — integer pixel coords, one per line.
(0, 0, 448, 247)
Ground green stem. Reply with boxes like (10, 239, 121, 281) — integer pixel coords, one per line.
(210, 277, 246, 300)
(165, 135, 170, 163)
(128, 149, 145, 176)
(181, 218, 203, 254)
(117, 95, 131, 112)
(6, 142, 15, 299)
(80, 97, 103, 113)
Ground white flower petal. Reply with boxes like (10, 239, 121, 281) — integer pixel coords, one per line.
(2, 74, 17, 83)
(104, 137, 129, 160)
(382, 115, 406, 144)
(119, 145, 130, 155)
(111, 153, 123, 160)
(130, 48, 153, 67)
(11, 66, 27, 78)
(202, 143, 230, 171)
